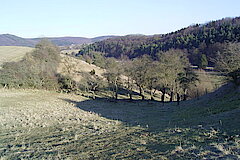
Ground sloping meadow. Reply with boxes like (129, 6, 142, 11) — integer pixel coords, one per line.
(0, 87, 239, 159)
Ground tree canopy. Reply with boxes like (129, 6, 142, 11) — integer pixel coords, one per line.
(78, 17, 240, 67)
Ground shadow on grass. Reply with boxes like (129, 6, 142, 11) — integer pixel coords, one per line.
(61, 82, 240, 134)
(60, 97, 240, 159)
(61, 97, 181, 131)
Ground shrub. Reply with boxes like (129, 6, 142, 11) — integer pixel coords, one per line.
(0, 40, 61, 89)
(57, 74, 77, 93)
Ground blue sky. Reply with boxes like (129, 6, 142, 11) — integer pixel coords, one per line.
(1, 0, 239, 38)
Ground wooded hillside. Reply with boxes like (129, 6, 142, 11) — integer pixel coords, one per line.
(80, 17, 240, 66)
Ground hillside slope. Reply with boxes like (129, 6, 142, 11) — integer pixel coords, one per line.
(81, 17, 240, 65)
(172, 83, 240, 133)
(0, 83, 239, 159)
(58, 54, 105, 82)
(0, 46, 33, 67)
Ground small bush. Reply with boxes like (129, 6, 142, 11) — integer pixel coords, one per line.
(57, 74, 77, 93)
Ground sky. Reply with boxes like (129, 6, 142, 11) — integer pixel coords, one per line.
(1, 0, 240, 38)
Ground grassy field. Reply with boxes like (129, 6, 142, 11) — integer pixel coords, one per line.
(0, 46, 33, 67)
(0, 84, 240, 159)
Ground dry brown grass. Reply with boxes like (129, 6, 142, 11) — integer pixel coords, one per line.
(0, 46, 33, 67)
(0, 88, 239, 159)
(57, 54, 105, 82)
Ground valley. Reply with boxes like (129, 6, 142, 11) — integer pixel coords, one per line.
(0, 14, 240, 159)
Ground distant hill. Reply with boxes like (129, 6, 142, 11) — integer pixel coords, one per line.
(28, 37, 91, 46)
(0, 34, 116, 47)
(28, 36, 116, 46)
(0, 34, 34, 47)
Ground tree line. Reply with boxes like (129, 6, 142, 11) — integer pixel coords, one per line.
(77, 42, 240, 101)
(0, 38, 239, 102)
(78, 49, 199, 102)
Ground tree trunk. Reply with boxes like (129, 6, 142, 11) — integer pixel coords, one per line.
(128, 87, 133, 100)
(139, 86, 144, 100)
(161, 88, 166, 106)
(92, 91, 96, 99)
(115, 88, 118, 100)
(197, 89, 199, 100)
(114, 81, 118, 100)
(169, 91, 174, 102)
(129, 92, 132, 100)
(109, 85, 114, 99)
(183, 89, 187, 101)
(177, 93, 180, 105)
(127, 77, 132, 100)
(150, 88, 154, 101)
(205, 88, 208, 95)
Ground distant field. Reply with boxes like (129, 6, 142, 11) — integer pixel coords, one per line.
(0, 85, 239, 159)
(0, 46, 33, 66)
